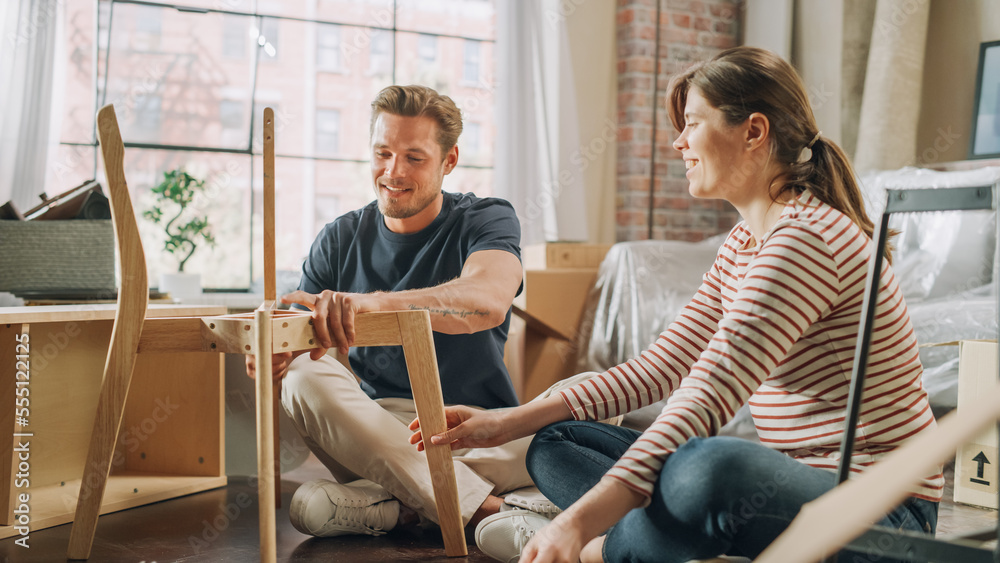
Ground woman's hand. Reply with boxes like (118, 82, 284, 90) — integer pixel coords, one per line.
(523, 476, 647, 563)
(408, 405, 512, 451)
(520, 514, 590, 563)
(410, 395, 574, 452)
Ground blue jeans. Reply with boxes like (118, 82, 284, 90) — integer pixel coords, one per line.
(526, 422, 938, 563)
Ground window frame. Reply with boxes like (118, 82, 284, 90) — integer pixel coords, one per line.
(58, 0, 496, 291)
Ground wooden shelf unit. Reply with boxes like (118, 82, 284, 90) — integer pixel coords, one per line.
(0, 304, 227, 539)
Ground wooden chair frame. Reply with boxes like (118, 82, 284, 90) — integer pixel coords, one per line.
(66, 105, 466, 561)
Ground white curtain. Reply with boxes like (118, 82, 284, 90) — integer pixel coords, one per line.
(0, 0, 62, 211)
(852, 0, 931, 173)
(495, 0, 588, 245)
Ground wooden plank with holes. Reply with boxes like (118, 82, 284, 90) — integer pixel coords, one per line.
(262, 108, 282, 509)
(116, 351, 224, 477)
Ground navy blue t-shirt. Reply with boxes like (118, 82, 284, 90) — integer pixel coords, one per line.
(298, 191, 522, 409)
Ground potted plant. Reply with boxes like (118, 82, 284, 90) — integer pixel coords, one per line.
(143, 169, 216, 298)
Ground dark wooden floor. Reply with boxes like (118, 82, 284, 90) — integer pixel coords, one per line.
(0, 456, 494, 563)
(1, 454, 994, 562)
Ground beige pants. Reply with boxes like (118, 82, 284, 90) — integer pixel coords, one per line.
(281, 354, 601, 525)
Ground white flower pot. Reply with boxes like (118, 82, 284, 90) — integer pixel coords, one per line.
(159, 272, 202, 299)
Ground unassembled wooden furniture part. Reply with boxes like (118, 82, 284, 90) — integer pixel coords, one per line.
(0, 304, 227, 540)
(55, 104, 466, 561)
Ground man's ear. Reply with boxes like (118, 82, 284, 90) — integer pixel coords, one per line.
(443, 145, 459, 174)
(746, 112, 770, 152)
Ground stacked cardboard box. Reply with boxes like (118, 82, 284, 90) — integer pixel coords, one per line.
(952, 340, 999, 509)
(506, 243, 612, 401)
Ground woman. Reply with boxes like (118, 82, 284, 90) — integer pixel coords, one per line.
(411, 46, 942, 563)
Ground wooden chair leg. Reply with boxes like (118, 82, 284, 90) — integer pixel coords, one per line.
(262, 106, 282, 510)
(255, 307, 277, 563)
(398, 311, 467, 557)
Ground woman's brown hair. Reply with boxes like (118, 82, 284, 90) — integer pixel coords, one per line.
(666, 46, 891, 261)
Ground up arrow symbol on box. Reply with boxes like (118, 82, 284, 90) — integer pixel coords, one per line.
(971, 451, 991, 485)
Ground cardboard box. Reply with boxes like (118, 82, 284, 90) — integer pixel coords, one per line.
(953, 340, 999, 509)
(511, 305, 580, 402)
(509, 244, 612, 402)
(521, 269, 599, 341)
(523, 242, 613, 270)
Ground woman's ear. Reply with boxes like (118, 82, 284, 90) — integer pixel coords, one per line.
(745, 112, 770, 151)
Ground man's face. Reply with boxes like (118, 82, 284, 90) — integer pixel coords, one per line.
(370, 113, 458, 233)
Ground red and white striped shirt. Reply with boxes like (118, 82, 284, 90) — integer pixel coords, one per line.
(559, 190, 944, 502)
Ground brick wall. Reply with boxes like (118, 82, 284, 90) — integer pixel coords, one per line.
(616, 0, 743, 242)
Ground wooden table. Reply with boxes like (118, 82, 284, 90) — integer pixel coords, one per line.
(0, 304, 227, 540)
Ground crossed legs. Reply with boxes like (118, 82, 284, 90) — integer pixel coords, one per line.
(527, 422, 938, 563)
(280, 354, 535, 526)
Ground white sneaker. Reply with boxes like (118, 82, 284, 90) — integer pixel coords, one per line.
(475, 510, 551, 563)
(501, 486, 561, 519)
(289, 479, 400, 537)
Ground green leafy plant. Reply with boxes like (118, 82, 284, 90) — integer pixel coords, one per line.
(142, 169, 216, 273)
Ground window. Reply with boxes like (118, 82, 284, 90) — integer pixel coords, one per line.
(222, 15, 246, 58)
(220, 100, 244, 130)
(418, 34, 436, 65)
(258, 16, 279, 59)
(132, 5, 161, 51)
(316, 109, 341, 157)
(369, 29, 392, 75)
(464, 122, 481, 156)
(52, 0, 496, 289)
(463, 40, 480, 83)
(133, 95, 163, 141)
(317, 24, 340, 72)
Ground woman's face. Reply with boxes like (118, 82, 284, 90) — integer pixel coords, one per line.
(672, 87, 751, 202)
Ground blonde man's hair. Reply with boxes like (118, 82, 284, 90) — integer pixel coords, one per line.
(370, 85, 463, 158)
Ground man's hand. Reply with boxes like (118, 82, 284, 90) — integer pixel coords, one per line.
(245, 351, 298, 381)
(281, 289, 381, 357)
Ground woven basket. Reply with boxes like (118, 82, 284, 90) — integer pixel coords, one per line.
(0, 220, 115, 296)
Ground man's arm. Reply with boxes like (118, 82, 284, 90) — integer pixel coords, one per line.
(282, 248, 522, 355)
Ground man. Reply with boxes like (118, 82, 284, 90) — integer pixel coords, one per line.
(246, 85, 552, 538)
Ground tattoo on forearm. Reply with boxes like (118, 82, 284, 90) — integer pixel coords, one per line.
(407, 304, 489, 318)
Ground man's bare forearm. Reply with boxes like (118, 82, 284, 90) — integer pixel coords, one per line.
(407, 303, 490, 319)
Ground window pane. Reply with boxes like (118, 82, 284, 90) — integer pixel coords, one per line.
(395, 32, 494, 167)
(252, 158, 371, 280)
(103, 4, 255, 149)
(307, 0, 396, 28)
(418, 34, 436, 65)
(100, 149, 253, 289)
(396, 0, 495, 40)
(254, 19, 392, 159)
(125, 0, 255, 11)
(44, 145, 97, 197)
(445, 166, 493, 198)
(315, 109, 341, 157)
(59, 0, 97, 144)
